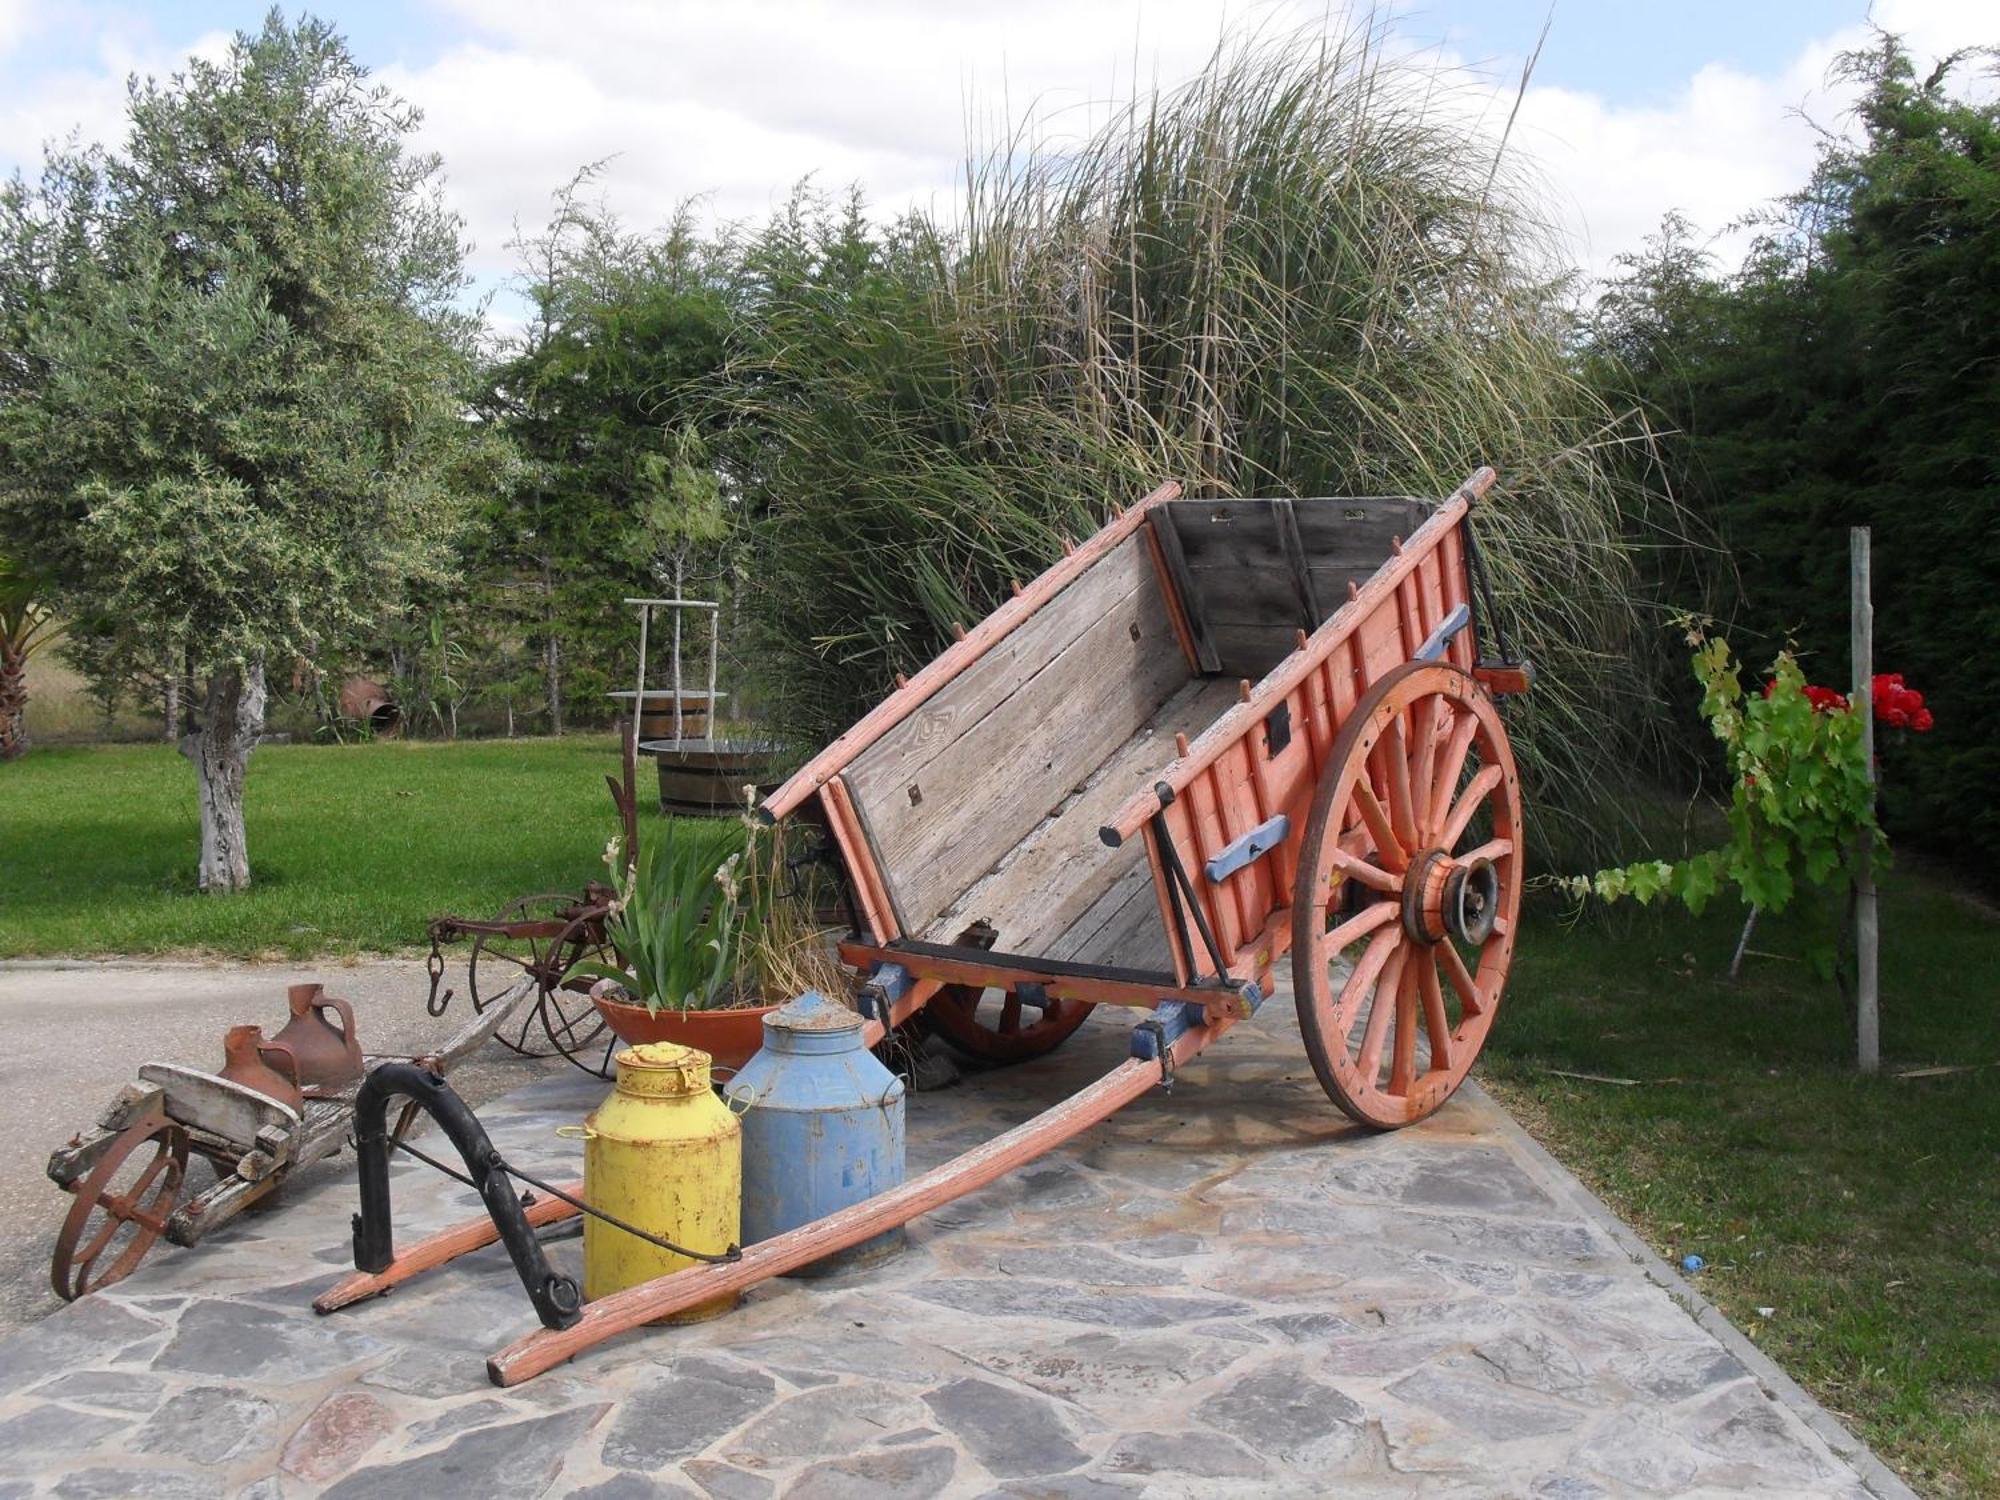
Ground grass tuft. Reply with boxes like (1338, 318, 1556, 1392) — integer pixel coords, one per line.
(724, 20, 1694, 855)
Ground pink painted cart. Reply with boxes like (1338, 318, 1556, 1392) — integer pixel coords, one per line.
(316, 466, 1532, 1384)
(794, 464, 1530, 1129)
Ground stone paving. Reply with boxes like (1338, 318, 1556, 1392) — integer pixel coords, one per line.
(0, 992, 1913, 1498)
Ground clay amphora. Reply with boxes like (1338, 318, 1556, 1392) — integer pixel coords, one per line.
(220, 1026, 304, 1112)
(271, 983, 364, 1090)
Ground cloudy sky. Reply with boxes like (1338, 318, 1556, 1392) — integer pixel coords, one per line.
(1, 0, 1993, 319)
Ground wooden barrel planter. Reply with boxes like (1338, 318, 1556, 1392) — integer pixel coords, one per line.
(606, 689, 726, 744)
(639, 739, 784, 818)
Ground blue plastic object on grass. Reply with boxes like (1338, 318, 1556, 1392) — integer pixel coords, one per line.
(724, 989, 906, 1275)
(1682, 1254, 1706, 1273)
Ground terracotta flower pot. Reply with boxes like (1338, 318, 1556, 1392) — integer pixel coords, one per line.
(588, 982, 780, 1076)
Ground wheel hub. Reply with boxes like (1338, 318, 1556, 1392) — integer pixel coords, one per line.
(1401, 849, 1500, 946)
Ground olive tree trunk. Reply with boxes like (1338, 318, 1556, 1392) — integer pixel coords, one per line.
(0, 637, 27, 761)
(179, 658, 266, 892)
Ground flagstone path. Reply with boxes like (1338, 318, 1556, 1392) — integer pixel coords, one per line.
(0, 987, 1913, 1498)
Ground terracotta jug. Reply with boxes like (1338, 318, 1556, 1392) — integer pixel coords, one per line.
(271, 983, 364, 1090)
(220, 1025, 304, 1112)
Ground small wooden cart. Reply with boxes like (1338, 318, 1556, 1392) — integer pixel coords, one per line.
(46, 983, 532, 1300)
(317, 467, 1531, 1383)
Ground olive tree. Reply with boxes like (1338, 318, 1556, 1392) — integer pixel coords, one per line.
(0, 11, 487, 888)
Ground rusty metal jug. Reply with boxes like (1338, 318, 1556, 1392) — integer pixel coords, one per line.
(270, 983, 364, 1090)
(220, 1025, 304, 1112)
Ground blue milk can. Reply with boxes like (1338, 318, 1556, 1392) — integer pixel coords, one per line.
(723, 990, 906, 1275)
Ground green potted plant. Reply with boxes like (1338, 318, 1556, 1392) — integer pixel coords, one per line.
(574, 813, 847, 1073)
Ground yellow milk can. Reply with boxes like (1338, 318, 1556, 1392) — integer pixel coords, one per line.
(573, 1041, 741, 1322)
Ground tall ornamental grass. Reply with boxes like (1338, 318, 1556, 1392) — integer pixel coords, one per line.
(723, 25, 1684, 854)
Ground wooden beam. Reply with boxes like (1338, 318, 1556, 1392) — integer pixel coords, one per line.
(1146, 507, 1220, 672)
(313, 1187, 585, 1314)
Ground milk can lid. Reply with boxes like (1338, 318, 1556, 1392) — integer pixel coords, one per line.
(614, 1041, 712, 1096)
(766, 990, 863, 1034)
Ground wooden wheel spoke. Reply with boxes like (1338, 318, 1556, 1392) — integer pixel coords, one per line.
(1412, 698, 1444, 843)
(998, 994, 1023, 1034)
(1354, 942, 1407, 1084)
(1380, 718, 1419, 852)
(1459, 837, 1513, 866)
(1325, 899, 1397, 951)
(1418, 957, 1453, 1072)
(1439, 764, 1503, 852)
(1335, 926, 1400, 1027)
(1351, 782, 1407, 872)
(1328, 849, 1401, 895)
(1429, 713, 1480, 836)
(1438, 940, 1484, 1017)
(1388, 960, 1419, 1096)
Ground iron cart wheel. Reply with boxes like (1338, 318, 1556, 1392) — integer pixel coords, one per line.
(51, 1103, 190, 1301)
(467, 893, 615, 1066)
(1291, 661, 1523, 1129)
(926, 984, 1096, 1064)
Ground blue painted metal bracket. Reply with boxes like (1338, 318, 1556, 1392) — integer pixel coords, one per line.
(1203, 814, 1289, 883)
(1129, 999, 1205, 1063)
(1130, 981, 1263, 1087)
(1414, 602, 1472, 663)
(856, 962, 913, 1025)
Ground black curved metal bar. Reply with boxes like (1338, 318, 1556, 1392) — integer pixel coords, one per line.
(349, 1062, 583, 1331)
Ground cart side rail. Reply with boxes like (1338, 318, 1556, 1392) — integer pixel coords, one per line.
(759, 480, 1183, 823)
(1100, 466, 1495, 849)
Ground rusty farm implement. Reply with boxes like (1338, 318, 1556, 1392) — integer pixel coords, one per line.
(315, 466, 1532, 1384)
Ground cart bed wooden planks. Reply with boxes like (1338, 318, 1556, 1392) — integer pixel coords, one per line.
(923, 675, 1241, 964)
(844, 531, 1193, 936)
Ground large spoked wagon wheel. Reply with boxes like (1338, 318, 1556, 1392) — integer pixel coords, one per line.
(468, 894, 615, 1065)
(52, 1105, 191, 1301)
(1292, 661, 1522, 1130)
(927, 985, 1096, 1064)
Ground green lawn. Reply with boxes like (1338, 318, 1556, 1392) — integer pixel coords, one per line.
(0, 738, 638, 957)
(1487, 872, 1999, 1499)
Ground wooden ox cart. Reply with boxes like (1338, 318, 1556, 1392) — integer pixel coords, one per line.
(316, 466, 1531, 1384)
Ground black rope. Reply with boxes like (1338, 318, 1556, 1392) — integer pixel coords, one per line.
(498, 1158, 742, 1266)
(1459, 515, 1516, 665)
(389, 1136, 477, 1191)
(387, 1137, 743, 1266)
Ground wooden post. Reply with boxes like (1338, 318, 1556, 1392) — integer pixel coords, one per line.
(1851, 527, 1879, 1075)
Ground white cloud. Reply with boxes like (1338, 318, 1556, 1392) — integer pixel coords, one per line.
(2, 0, 1993, 303)
(1509, 0, 1998, 283)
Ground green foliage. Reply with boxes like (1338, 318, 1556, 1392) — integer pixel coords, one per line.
(1583, 34, 2000, 867)
(473, 172, 736, 731)
(0, 550, 63, 757)
(0, 10, 493, 678)
(1568, 628, 1879, 920)
(721, 28, 1684, 827)
(574, 820, 750, 1014)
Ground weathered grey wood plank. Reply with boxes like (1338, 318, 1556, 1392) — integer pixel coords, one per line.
(1210, 623, 1299, 679)
(1274, 502, 1324, 625)
(922, 676, 1240, 954)
(849, 540, 1194, 933)
(137, 1063, 299, 1152)
(847, 536, 1157, 805)
(1147, 509, 1220, 672)
(1055, 860, 1171, 972)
